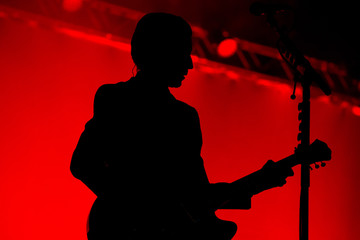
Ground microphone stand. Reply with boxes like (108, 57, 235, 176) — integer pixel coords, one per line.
(264, 14, 331, 240)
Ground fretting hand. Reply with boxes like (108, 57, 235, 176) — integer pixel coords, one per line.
(254, 139, 332, 194)
(257, 159, 294, 190)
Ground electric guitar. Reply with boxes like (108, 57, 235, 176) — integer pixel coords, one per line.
(87, 140, 331, 240)
(160, 139, 331, 240)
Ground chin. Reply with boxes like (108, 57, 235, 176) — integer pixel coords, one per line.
(168, 82, 182, 88)
(168, 76, 185, 88)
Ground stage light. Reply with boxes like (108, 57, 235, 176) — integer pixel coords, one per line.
(62, 0, 83, 12)
(56, 27, 131, 52)
(225, 70, 239, 80)
(352, 106, 360, 116)
(217, 38, 238, 58)
(256, 78, 292, 93)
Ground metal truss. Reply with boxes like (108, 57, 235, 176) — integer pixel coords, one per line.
(0, 0, 359, 104)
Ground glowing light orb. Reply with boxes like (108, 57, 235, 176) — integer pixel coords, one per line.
(217, 38, 238, 58)
(352, 106, 360, 116)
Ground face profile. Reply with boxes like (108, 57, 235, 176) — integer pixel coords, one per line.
(131, 12, 194, 88)
(163, 45, 193, 88)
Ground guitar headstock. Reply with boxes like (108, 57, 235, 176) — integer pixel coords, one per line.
(295, 139, 332, 169)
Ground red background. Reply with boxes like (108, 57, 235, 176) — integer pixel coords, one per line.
(0, 19, 359, 240)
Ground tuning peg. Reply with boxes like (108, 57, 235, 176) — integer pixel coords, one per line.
(298, 112, 303, 120)
(321, 162, 326, 167)
(314, 163, 320, 169)
(299, 122, 304, 131)
(298, 103, 303, 111)
(297, 132, 302, 141)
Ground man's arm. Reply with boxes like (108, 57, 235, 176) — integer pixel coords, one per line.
(188, 108, 297, 210)
(70, 84, 114, 197)
(186, 108, 253, 211)
(70, 119, 110, 197)
(206, 158, 294, 210)
(212, 139, 331, 209)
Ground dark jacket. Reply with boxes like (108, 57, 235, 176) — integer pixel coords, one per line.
(70, 76, 246, 239)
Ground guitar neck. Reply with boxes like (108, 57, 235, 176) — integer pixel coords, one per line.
(276, 153, 300, 168)
(228, 154, 299, 198)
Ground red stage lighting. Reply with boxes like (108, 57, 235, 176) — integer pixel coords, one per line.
(62, 0, 83, 12)
(217, 38, 238, 58)
(352, 106, 360, 116)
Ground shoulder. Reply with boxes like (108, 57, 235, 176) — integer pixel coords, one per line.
(93, 82, 127, 114)
(95, 82, 126, 98)
(171, 99, 201, 126)
(94, 82, 128, 102)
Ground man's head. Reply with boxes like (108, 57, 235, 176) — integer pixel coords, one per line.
(131, 13, 193, 88)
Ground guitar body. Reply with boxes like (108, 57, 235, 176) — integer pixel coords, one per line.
(86, 145, 330, 240)
(87, 197, 237, 240)
(185, 217, 238, 240)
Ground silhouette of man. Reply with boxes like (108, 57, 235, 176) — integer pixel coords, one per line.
(71, 13, 331, 240)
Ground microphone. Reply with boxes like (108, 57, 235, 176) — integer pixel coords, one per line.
(249, 2, 291, 16)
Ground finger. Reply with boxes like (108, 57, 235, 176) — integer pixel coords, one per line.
(277, 166, 294, 177)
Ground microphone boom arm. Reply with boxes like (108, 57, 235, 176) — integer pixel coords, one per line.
(258, 11, 332, 240)
(266, 14, 331, 96)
